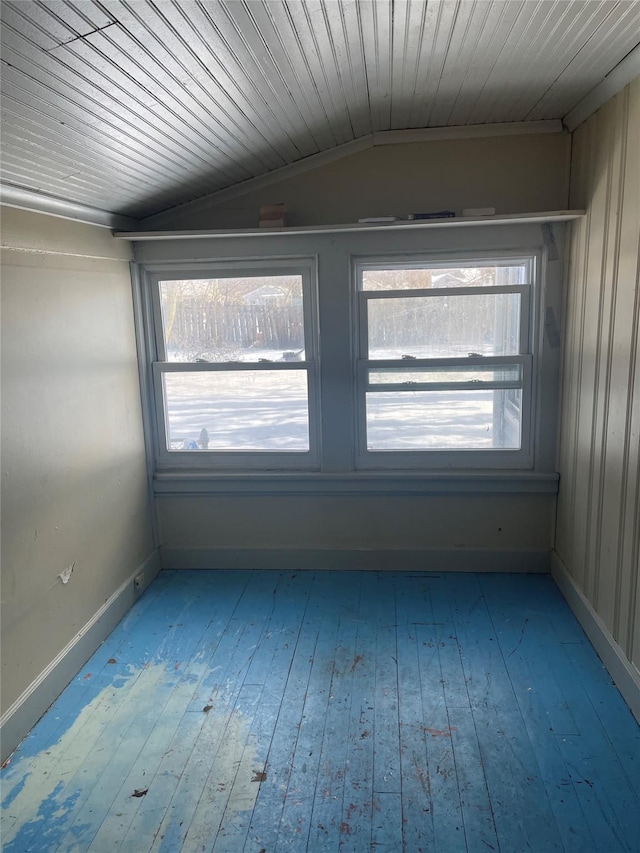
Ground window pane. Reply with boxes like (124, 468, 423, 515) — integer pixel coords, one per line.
(366, 389, 522, 450)
(163, 370, 309, 451)
(159, 276, 305, 363)
(362, 263, 530, 290)
(369, 365, 522, 385)
(367, 293, 521, 358)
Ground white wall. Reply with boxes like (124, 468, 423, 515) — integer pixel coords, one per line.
(1, 208, 157, 757)
(554, 78, 640, 714)
(163, 132, 571, 230)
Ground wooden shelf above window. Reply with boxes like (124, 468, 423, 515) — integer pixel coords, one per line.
(115, 210, 586, 241)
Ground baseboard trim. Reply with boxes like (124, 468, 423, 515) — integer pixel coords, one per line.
(551, 551, 640, 723)
(161, 547, 550, 573)
(0, 549, 162, 764)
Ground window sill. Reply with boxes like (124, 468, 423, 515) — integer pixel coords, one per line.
(153, 470, 559, 496)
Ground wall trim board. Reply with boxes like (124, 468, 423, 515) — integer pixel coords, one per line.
(0, 549, 162, 764)
(1, 244, 132, 263)
(0, 186, 139, 231)
(153, 471, 560, 496)
(161, 547, 550, 573)
(551, 551, 640, 724)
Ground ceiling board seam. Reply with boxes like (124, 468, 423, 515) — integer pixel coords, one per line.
(275, 1, 338, 148)
(83, 26, 258, 179)
(294, 0, 351, 144)
(0, 84, 208, 187)
(214, 0, 309, 157)
(240, 0, 320, 148)
(124, 2, 286, 173)
(523, 1, 624, 120)
(260, 0, 336, 149)
(1, 40, 239, 180)
(563, 43, 640, 131)
(440, 0, 495, 127)
(425, 0, 462, 127)
(43, 23, 116, 52)
(53, 35, 250, 183)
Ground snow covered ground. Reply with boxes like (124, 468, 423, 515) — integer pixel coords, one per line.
(163, 371, 519, 453)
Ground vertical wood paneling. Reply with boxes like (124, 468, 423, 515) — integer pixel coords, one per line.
(557, 77, 640, 670)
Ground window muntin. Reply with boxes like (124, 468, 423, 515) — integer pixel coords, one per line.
(367, 363, 523, 386)
(149, 263, 317, 467)
(356, 256, 535, 466)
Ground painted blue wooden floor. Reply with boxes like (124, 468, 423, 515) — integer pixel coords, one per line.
(2, 571, 639, 852)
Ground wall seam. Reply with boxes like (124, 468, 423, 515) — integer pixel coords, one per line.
(611, 87, 630, 642)
(624, 237, 640, 663)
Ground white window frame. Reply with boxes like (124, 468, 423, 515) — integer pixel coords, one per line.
(353, 251, 539, 469)
(144, 258, 320, 471)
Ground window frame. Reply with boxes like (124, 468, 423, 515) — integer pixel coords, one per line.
(353, 251, 540, 469)
(143, 258, 321, 471)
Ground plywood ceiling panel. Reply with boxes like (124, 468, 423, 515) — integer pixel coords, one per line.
(1, 0, 639, 220)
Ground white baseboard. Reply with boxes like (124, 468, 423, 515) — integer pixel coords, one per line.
(0, 549, 162, 764)
(161, 546, 550, 573)
(551, 551, 640, 723)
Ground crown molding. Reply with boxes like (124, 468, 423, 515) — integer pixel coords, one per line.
(0, 185, 139, 230)
(564, 44, 640, 131)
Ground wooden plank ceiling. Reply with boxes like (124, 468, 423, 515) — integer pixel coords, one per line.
(1, 0, 639, 220)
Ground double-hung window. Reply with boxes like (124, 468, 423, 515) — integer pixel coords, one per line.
(148, 259, 318, 469)
(355, 255, 536, 468)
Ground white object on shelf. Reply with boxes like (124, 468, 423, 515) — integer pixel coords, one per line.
(462, 207, 496, 216)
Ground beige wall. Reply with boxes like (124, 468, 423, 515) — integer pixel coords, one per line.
(157, 492, 554, 558)
(556, 79, 640, 674)
(0, 208, 155, 716)
(165, 132, 571, 230)
(135, 218, 561, 568)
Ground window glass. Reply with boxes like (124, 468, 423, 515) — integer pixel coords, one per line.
(365, 389, 522, 450)
(358, 255, 533, 463)
(159, 276, 305, 363)
(362, 263, 530, 291)
(163, 370, 309, 451)
(368, 365, 522, 385)
(366, 293, 521, 358)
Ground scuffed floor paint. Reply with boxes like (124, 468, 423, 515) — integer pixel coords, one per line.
(1, 658, 261, 852)
(2, 570, 640, 852)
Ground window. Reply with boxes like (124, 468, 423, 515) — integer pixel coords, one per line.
(355, 256, 536, 468)
(138, 236, 553, 479)
(147, 260, 318, 469)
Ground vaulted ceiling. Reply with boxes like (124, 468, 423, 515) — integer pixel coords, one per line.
(1, 0, 639, 223)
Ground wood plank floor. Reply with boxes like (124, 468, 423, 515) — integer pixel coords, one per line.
(2, 570, 639, 852)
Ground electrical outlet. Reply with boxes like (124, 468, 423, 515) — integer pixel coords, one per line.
(134, 571, 145, 590)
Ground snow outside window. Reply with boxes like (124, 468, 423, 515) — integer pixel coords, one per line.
(149, 261, 319, 469)
(355, 257, 535, 468)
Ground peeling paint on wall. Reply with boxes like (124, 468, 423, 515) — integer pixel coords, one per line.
(58, 563, 75, 585)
